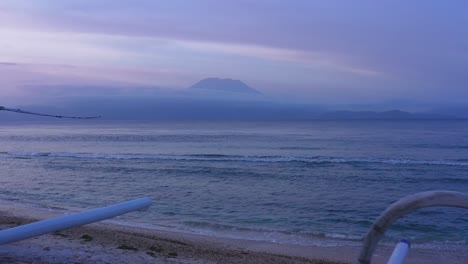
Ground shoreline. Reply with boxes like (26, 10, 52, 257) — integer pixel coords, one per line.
(0, 210, 349, 263)
(1, 202, 467, 263)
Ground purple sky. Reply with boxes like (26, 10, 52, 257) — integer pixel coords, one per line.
(1, 0, 467, 105)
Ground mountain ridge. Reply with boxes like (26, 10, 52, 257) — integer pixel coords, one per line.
(189, 78, 261, 95)
(319, 110, 451, 119)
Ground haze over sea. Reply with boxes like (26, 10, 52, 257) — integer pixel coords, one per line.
(0, 120, 467, 249)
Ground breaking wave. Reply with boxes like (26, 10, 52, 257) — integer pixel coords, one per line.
(1, 151, 467, 166)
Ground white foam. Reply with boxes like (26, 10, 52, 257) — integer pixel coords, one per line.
(2, 151, 467, 166)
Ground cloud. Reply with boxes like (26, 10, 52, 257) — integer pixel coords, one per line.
(0, 1, 386, 76)
(1, 0, 468, 104)
(0, 62, 18, 66)
(176, 40, 383, 77)
(0, 25, 384, 98)
(0, 61, 195, 91)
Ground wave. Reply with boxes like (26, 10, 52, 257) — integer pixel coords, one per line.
(179, 220, 363, 246)
(1, 151, 467, 167)
(411, 144, 468, 150)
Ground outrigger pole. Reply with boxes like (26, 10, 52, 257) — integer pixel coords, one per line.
(0, 106, 101, 119)
(359, 190, 468, 264)
(0, 197, 151, 245)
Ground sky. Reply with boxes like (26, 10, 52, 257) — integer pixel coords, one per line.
(1, 0, 468, 106)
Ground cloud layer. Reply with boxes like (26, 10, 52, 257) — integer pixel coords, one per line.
(1, 0, 467, 105)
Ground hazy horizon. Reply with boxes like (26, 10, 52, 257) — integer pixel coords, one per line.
(1, 0, 468, 113)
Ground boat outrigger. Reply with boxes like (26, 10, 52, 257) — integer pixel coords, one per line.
(0, 106, 100, 119)
(359, 190, 468, 264)
(0, 198, 151, 245)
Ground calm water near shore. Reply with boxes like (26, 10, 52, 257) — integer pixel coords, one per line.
(0, 120, 467, 248)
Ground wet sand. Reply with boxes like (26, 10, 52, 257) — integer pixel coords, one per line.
(0, 203, 466, 263)
(0, 213, 348, 264)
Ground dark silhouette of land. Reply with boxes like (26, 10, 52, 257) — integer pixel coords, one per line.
(190, 78, 261, 95)
(1, 79, 463, 121)
(320, 110, 421, 120)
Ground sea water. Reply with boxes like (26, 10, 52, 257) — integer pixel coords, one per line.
(0, 120, 467, 248)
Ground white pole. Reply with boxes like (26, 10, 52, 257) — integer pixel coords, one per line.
(0, 197, 152, 245)
(387, 239, 410, 264)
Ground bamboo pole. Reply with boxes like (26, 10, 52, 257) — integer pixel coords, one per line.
(358, 191, 468, 264)
(387, 239, 410, 264)
(0, 106, 100, 119)
(0, 197, 151, 245)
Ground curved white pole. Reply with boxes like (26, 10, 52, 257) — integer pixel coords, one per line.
(358, 191, 468, 264)
(0, 197, 152, 245)
(387, 239, 410, 264)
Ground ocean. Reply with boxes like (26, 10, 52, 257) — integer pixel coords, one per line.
(0, 120, 467, 249)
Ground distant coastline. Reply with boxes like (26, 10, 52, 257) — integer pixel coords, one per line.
(1, 107, 464, 121)
(316, 110, 457, 120)
(2, 77, 467, 121)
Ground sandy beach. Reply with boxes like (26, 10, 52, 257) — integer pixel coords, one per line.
(1, 202, 466, 264)
(0, 204, 347, 264)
